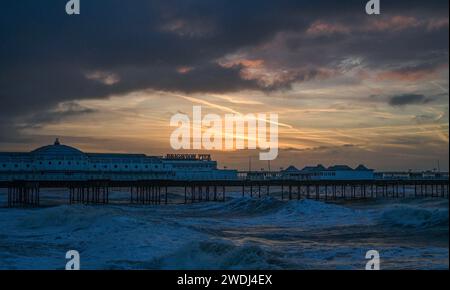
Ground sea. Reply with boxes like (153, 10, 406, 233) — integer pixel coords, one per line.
(0, 188, 448, 270)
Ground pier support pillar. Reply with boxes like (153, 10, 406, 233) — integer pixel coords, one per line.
(8, 182, 40, 208)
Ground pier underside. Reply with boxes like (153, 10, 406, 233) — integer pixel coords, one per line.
(1, 180, 448, 208)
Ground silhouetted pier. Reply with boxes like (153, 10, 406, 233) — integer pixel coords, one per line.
(0, 179, 448, 207)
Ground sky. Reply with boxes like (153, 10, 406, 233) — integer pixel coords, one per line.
(0, 0, 448, 171)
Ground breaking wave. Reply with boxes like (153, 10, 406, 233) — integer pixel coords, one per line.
(379, 204, 448, 229)
(143, 240, 294, 270)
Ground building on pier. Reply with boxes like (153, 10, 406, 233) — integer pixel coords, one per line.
(279, 164, 374, 180)
(375, 171, 449, 180)
(0, 139, 237, 181)
(243, 164, 374, 181)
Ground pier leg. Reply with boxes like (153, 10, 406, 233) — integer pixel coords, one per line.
(158, 186, 161, 205)
(7, 187, 11, 208)
(87, 187, 91, 204)
(7, 183, 40, 208)
(150, 186, 153, 204)
(151, 186, 155, 204)
(165, 186, 168, 205)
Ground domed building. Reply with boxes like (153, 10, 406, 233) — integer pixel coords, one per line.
(31, 138, 89, 172)
(0, 139, 237, 181)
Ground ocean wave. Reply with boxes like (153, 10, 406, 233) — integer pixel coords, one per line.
(379, 205, 449, 229)
(187, 196, 285, 217)
(0, 194, 447, 269)
(176, 197, 373, 231)
(142, 240, 292, 270)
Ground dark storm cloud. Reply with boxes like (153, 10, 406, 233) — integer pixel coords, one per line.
(388, 94, 434, 106)
(0, 0, 448, 135)
(21, 102, 98, 129)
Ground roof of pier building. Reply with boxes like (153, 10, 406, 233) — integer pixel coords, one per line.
(31, 138, 87, 159)
(0, 139, 162, 162)
(301, 164, 327, 172)
(327, 165, 353, 171)
(283, 164, 373, 173)
(284, 166, 300, 172)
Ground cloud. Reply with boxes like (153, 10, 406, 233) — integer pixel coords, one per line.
(85, 71, 120, 85)
(306, 21, 350, 35)
(376, 63, 447, 82)
(20, 102, 98, 129)
(413, 112, 446, 124)
(388, 94, 434, 106)
(1, 1, 447, 94)
(367, 15, 421, 32)
(0, 0, 448, 144)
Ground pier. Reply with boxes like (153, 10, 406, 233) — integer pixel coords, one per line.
(1, 179, 448, 208)
(1, 141, 448, 207)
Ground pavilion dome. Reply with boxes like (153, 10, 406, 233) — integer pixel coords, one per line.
(31, 139, 87, 159)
